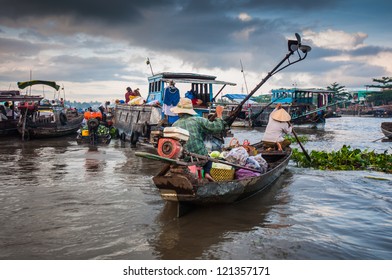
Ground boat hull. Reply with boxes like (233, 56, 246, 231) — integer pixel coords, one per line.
(18, 114, 83, 139)
(153, 149, 291, 206)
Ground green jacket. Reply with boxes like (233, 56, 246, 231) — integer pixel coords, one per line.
(172, 114, 225, 155)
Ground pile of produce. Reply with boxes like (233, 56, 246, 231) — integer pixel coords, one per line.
(291, 145, 392, 174)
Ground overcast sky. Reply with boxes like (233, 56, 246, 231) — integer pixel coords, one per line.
(1, 0, 391, 102)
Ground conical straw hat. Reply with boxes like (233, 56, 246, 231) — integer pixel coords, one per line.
(271, 108, 291, 122)
(170, 98, 197, 115)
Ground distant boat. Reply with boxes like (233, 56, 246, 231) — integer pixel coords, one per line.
(253, 88, 339, 129)
(16, 80, 83, 140)
(1, 90, 43, 136)
(220, 94, 262, 127)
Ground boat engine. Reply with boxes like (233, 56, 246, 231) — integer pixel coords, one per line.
(156, 127, 189, 159)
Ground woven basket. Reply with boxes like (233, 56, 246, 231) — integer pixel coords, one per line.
(210, 167, 235, 181)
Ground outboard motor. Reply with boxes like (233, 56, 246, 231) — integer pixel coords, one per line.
(157, 127, 189, 159)
(87, 118, 100, 145)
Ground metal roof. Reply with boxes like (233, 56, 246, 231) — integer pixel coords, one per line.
(148, 72, 236, 86)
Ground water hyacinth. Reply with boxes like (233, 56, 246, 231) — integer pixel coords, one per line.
(291, 145, 392, 173)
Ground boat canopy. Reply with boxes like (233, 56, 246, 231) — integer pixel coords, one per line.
(222, 94, 257, 102)
(146, 72, 236, 106)
(148, 72, 236, 86)
(17, 80, 61, 91)
(271, 88, 336, 104)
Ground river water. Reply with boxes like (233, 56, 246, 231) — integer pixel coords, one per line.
(0, 116, 391, 260)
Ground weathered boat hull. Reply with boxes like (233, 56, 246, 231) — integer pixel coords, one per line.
(114, 104, 162, 145)
(0, 119, 19, 136)
(18, 114, 83, 139)
(381, 122, 392, 139)
(153, 149, 291, 207)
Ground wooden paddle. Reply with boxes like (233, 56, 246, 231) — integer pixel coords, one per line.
(372, 132, 392, 142)
(136, 151, 262, 173)
(289, 124, 312, 162)
(185, 151, 262, 173)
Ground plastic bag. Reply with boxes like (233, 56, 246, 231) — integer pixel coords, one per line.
(224, 146, 249, 165)
(249, 154, 268, 173)
(235, 168, 260, 180)
(245, 157, 261, 171)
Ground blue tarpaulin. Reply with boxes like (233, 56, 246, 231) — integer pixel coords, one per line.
(222, 94, 257, 102)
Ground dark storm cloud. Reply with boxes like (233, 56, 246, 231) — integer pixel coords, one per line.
(0, 0, 339, 53)
(1, 0, 389, 89)
(0, 0, 338, 19)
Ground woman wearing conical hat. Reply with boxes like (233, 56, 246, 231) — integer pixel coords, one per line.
(262, 103, 292, 151)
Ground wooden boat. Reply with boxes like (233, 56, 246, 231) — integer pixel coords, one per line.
(136, 144, 291, 217)
(1, 90, 43, 136)
(381, 122, 392, 139)
(252, 88, 341, 129)
(16, 80, 83, 140)
(114, 72, 236, 146)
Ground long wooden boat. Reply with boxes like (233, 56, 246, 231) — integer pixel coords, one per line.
(15, 80, 83, 139)
(18, 108, 83, 139)
(136, 145, 291, 217)
(381, 122, 392, 139)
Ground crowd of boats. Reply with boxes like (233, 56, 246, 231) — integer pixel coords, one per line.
(2, 75, 390, 216)
(1, 33, 391, 217)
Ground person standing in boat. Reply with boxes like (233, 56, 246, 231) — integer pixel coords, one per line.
(161, 80, 180, 125)
(262, 103, 292, 151)
(171, 98, 225, 182)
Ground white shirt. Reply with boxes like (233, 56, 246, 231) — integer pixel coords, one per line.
(262, 108, 292, 142)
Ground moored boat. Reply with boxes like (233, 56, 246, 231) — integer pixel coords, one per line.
(1, 90, 43, 136)
(16, 80, 83, 140)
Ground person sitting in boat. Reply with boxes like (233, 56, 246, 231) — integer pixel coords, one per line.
(170, 98, 225, 182)
(161, 80, 180, 125)
(262, 103, 292, 151)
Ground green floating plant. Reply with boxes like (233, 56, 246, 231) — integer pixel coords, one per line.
(284, 134, 309, 144)
(291, 145, 392, 174)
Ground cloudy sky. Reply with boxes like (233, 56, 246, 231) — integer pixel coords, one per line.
(1, 0, 391, 102)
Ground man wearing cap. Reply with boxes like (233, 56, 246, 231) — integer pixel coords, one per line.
(262, 104, 292, 151)
(171, 98, 225, 182)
